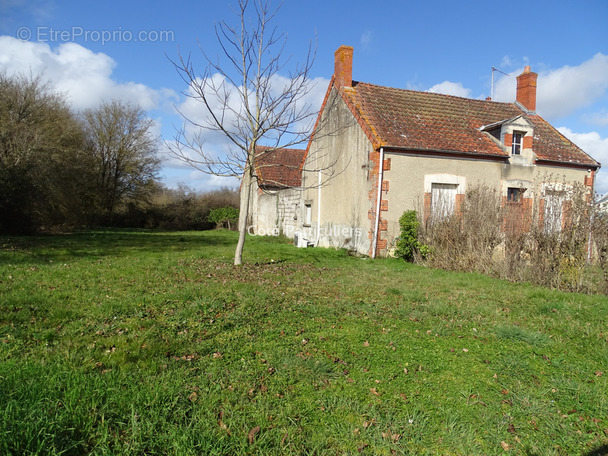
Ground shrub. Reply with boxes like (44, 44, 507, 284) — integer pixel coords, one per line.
(395, 210, 428, 261)
(208, 207, 239, 230)
(416, 180, 608, 294)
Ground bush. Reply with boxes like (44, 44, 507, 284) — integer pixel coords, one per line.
(416, 181, 608, 294)
(395, 210, 428, 261)
(208, 207, 239, 230)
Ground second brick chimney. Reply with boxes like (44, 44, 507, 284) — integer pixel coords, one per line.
(516, 66, 538, 112)
(334, 45, 354, 89)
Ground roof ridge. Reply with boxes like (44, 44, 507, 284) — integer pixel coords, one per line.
(353, 80, 518, 106)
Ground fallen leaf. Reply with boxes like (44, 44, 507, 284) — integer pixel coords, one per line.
(370, 387, 381, 396)
(248, 426, 260, 444)
(362, 419, 376, 428)
(501, 440, 510, 451)
(363, 340, 369, 347)
(218, 418, 230, 435)
(188, 392, 198, 402)
(507, 424, 516, 434)
(595, 371, 603, 377)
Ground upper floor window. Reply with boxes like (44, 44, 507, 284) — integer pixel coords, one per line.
(512, 132, 523, 155)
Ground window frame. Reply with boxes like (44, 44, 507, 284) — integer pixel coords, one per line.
(507, 187, 525, 203)
(511, 131, 523, 155)
(303, 201, 312, 227)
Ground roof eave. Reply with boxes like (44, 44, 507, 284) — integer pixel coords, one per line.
(534, 158, 601, 170)
(382, 146, 509, 161)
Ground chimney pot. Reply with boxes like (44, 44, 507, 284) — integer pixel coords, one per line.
(334, 45, 354, 89)
(516, 66, 538, 112)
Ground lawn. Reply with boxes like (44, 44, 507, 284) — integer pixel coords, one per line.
(1, 230, 607, 455)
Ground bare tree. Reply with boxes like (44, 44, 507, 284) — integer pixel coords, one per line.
(168, 0, 322, 265)
(0, 73, 90, 232)
(83, 100, 161, 222)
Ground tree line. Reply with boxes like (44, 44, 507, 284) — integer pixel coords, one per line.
(0, 73, 238, 233)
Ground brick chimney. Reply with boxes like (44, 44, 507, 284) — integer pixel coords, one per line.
(334, 45, 354, 89)
(516, 66, 538, 112)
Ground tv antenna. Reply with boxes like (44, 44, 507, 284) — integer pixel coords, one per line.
(490, 67, 509, 100)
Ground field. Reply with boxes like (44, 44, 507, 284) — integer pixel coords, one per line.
(1, 230, 607, 455)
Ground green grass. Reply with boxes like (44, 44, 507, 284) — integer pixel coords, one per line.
(1, 229, 607, 455)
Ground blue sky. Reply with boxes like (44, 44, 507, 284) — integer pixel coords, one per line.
(2, 0, 608, 193)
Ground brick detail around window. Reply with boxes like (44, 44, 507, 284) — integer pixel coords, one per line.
(504, 133, 513, 148)
(423, 192, 431, 225)
(523, 135, 533, 149)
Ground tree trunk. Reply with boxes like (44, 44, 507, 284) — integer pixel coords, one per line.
(234, 166, 253, 265)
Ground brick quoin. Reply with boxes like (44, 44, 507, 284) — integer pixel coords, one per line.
(380, 200, 388, 212)
(504, 133, 513, 148)
(376, 239, 387, 250)
(383, 158, 391, 171)
(523, 135, 533, 149)
(382, 180, 389, 192)
(379, 218, 388, 231)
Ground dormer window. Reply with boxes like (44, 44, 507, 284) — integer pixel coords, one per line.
(512, 132, 523, 155)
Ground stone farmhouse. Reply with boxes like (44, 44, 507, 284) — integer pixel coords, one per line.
(250, 46, 600, 257)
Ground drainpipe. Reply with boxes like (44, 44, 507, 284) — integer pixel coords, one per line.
(315, 169, 322, 246)
(371, 147, 385, 258)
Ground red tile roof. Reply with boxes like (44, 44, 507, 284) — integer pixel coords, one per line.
(254, 146, 306, 188)
(339, 82, 599, 168)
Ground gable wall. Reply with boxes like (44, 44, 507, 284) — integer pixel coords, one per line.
(300, 88, 374, 253)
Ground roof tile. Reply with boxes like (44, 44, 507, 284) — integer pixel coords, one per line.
(341, 82, 599, 167)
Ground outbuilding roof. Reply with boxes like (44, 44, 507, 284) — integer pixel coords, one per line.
(254, 146, 306, 188)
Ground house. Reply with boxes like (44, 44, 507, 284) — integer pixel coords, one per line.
(248, 145, 306, 238)
(294, 45, 600, 257)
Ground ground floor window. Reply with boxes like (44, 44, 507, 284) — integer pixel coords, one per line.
(304, 202, 312, 226)
(431, 183, 457, 220)
(543, 190, 565, 233)
(507, 187, 526, 203)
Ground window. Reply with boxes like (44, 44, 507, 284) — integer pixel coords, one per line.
(431, 183, 457, 220)
(304, 202, 312, 226)
(512, 132, 523, 155)
(507, 187, 525, 203)
(544, 190, 565, 233)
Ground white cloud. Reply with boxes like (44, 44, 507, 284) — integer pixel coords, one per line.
(585, 111, 608, 127)
(360, 31, 372, 50)
(168, 72, 329, 176)
(493, 53, 608, 120)
(427, 81, 471, 98)
(558, 127, 608, 194)
(0, 35, 175, 111)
